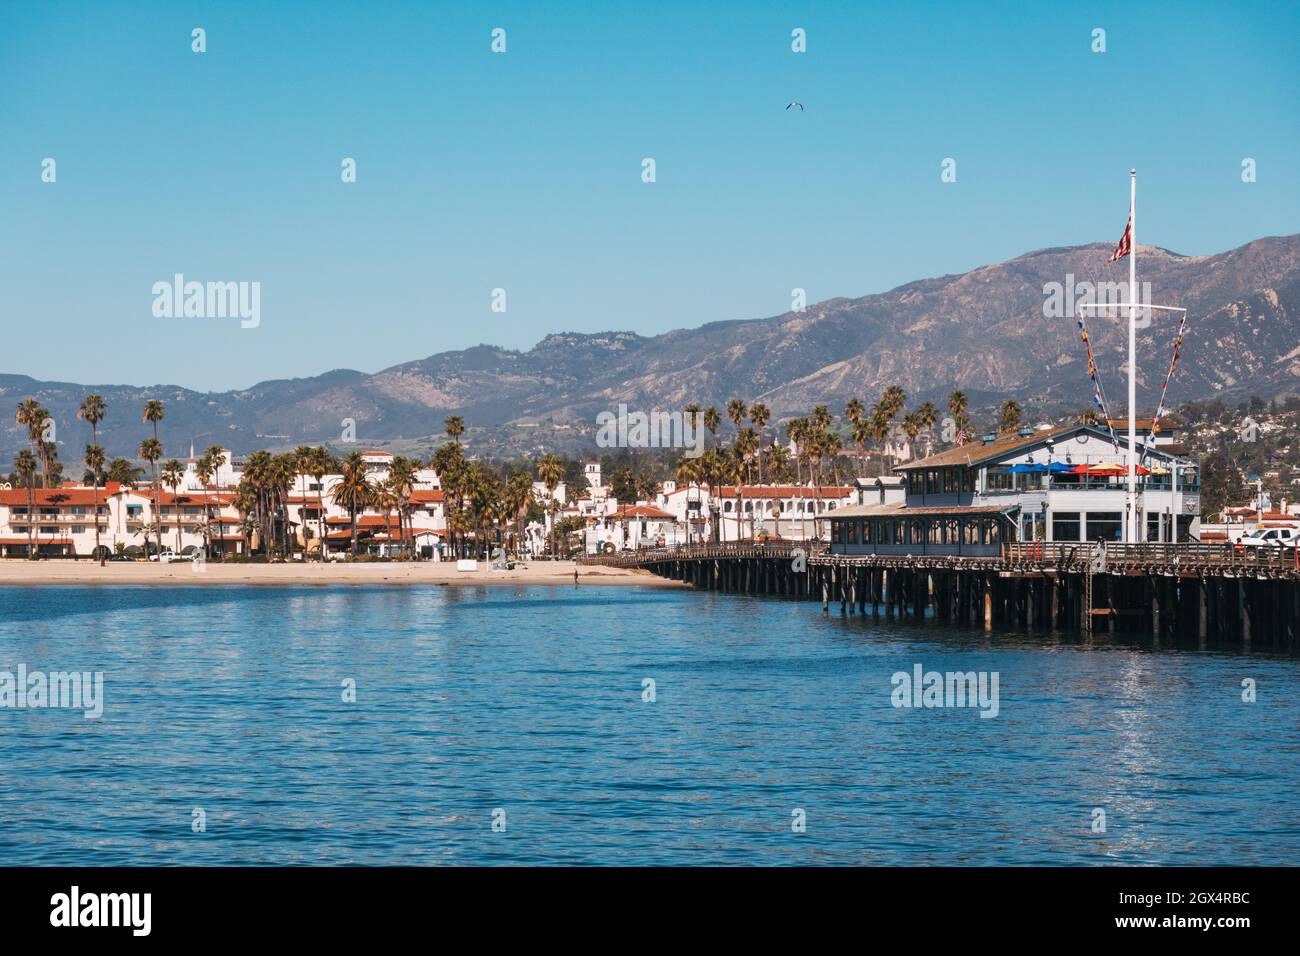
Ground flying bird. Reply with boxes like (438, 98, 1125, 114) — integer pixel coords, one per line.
(786, 101, 804, 111)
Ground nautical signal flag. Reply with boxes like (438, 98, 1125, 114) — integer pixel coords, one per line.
(1108, 214, 1132, 262)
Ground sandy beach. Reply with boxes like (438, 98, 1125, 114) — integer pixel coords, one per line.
(0, 559, 679, 588)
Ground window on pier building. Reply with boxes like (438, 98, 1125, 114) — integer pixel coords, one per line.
(942, 468, 958, 493)
(1052, 512, 1081, 542)
(985, 467, 1015, 492)
(1086, 512, 1123, 542)
(846, 520, 859, 545)
(832, 521, 844, 545)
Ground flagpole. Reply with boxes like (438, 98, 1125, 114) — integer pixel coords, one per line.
(1127, 168, 1137, 543)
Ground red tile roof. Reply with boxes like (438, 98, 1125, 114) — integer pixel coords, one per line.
(616, 505, 676, 520)
(0, 487, 115, 507)
(157, 491, 237, 506)
(325, 516, 402, 529)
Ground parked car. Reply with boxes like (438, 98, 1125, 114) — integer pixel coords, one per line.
(150, 550, 194, 564)
(1240, 527, 1300, 550)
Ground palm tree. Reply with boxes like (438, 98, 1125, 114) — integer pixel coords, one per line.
(674, 453, 704, 545)
(39, 439, 62, 488)
(270, 453, 298, 557)
(868, 407, 891, 477)
(734, 427, 759, 538)
(725, 448, 747, 542)
(431, 442, 468, 558)
(77, 394, 107, 564)
(234, 482, 258, 554)
(307, 447, 336, 561)
(683, 401, 702, 441)
(999, 399, 1023, 434)
(844, 398, 865, 425)
(537, 453, 565, 556)
(916, 401, 939, 456)
(948, 390, 969, 445)
(702, 406, 721, 449)
(160, 459, 185, 553)
(143, 399, 165, 443)
(142, 400, 166, 555)
(138, 438, 162, 557)
(82, 443, 105, 559)
(902, 411, 923, 462)
(785, 418, 808, 484)
(16, 399, 50, 488)
(694, 449, 717, 543)
(880, 385, 907, 422)
(726, 398, 748, 439)
(291, 445, 316, 557)
(748, 402, 770, 483)
(241, 451, 273, 556)
(334, 452, 371, 557)
(503, 470, 533, 555)
(14, 449, 37, 559)
(445, 415, 465, 446)
(372, 481, 400, 554)
(389, 456, 418, 558)
(851, 415, 873, 478)
(878, 387, 906, 469)
(198, 446, 227, 558)
(106, 458, 144, 485)
(765, 442, 791, 485)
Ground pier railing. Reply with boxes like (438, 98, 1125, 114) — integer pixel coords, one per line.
(577, 541, 824, 568)
(578, 540, 1300, 576)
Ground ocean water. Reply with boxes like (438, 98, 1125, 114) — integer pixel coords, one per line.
(0, 584, 1296, 866)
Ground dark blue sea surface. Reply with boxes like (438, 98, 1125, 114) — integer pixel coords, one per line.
(0, 584, 1296, 865)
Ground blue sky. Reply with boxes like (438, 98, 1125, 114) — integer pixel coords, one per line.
(2, 0, 1297, 391)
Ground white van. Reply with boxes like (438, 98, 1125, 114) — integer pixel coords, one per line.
(1239, 527, 1300, 549)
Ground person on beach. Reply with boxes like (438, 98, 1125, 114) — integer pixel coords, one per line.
(574, 566, 579, 586)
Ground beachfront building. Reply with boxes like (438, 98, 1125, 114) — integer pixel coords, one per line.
(820, 423, 1201, 557)
(583, 504, 683, 554)
(0, 443, 456, 559)
(655, 481, 858, 543)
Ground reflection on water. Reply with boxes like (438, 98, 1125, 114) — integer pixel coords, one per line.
(0, 585, 1296, 865)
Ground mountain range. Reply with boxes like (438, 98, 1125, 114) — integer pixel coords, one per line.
(4, 234, 1298, 462)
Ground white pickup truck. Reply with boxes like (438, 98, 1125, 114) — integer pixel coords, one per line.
(1239, 527, 1300, 550)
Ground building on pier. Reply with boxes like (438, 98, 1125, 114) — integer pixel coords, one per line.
(819, 422, 1201, 556)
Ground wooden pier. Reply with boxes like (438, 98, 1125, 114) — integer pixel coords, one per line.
(577, 542, 1300, 646)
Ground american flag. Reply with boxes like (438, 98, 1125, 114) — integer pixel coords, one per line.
(1108, 214, 1132, 262)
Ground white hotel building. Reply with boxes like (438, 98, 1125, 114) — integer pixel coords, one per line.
(0, 448, 449, 559)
